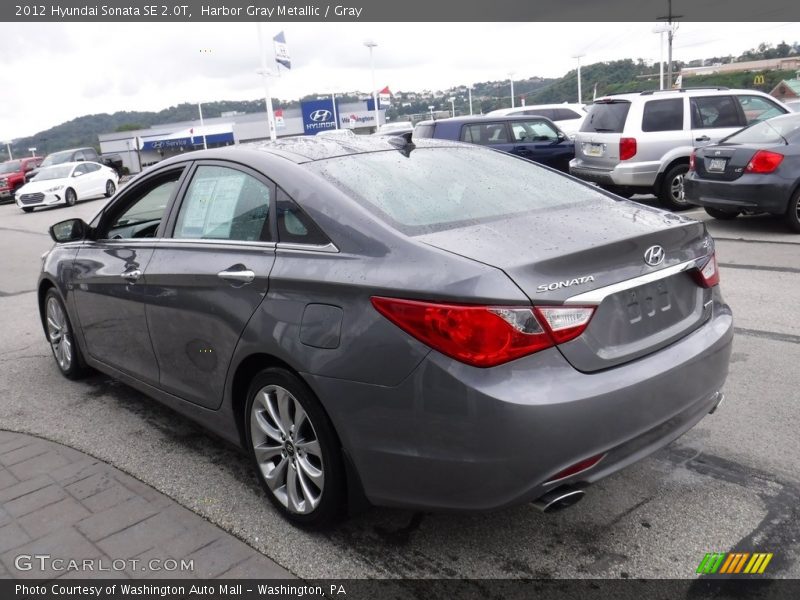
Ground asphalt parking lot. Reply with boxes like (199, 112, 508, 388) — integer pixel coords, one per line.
(0, 193, 798, 583)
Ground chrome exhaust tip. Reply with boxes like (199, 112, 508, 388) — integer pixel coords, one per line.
(532, 487, 585, 513)
(708, 391, 725, 415)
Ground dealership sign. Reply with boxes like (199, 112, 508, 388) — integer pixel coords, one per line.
(341, 111, 377, 128)
(301, 99, 338, 135)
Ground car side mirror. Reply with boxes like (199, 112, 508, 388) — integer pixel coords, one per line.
(50, 219, 89, 243)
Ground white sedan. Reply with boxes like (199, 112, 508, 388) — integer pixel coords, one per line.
(15, 161, 118, 213)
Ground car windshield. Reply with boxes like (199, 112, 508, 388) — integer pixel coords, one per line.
(40, 151, 74, 167)
(723, 114, 800, 145)
(309, 146, 608, 235)
(0, 161, 21, 174)
(32, 165, 73, 181)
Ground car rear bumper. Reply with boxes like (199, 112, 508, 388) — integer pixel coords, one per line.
(305, 291, 734, 511)
(684, 175, 790, 214)
(570, 159, 660, 188)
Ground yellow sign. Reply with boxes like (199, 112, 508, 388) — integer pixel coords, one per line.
(754, 74, 765, 85)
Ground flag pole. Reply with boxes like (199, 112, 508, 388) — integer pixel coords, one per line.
(257, 23, 277, 142)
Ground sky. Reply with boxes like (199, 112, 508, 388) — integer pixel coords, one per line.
(1, 21, 799, 140)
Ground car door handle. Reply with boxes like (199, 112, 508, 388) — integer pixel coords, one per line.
(121, 269, 142, 282)
(695, 135, 711, 142)
(217, 269, 255, 284)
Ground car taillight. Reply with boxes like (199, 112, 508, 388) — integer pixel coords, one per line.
(691, 252, 720, 288)
(371, 297, 595, 368)
(619, 137, 637, 161)
(745, 150, 783, 174)
(689, 150, 696, 171)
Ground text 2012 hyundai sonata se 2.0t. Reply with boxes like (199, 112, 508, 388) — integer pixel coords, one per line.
(39, 136, 732, 526)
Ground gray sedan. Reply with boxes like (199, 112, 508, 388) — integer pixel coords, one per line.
(38, 136, 733, 527)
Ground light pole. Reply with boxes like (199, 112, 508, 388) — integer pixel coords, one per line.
(256, 24, 278, 142)
(428, 105, 435, 120)
(653, 24, 670, 90)
(572, 53, 585, 104)
(197, 102, 208, 150)
(448, 97, 456, 118)
(468, 85, 473, 115)
(509, 72, 515, 108)
(364, 40, 379, 132)
(3, 141, 12, 161)
(28, 147, 37, 157)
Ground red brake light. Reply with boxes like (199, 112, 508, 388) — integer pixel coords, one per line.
(689, 150, 696, 171)
(745, 150, 783, 174)
(619, 137, 637, 161)
(371, 297, 595, 368)
(692, 252, 720, 288)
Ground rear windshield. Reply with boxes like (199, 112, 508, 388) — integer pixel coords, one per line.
(581, 101, 631, 133)
(723, 113, 800, 145)
(308, 147, 609, 235)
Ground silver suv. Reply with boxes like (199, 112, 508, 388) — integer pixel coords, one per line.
(569, 87, 791, 209)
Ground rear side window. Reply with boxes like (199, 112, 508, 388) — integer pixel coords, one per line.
(276, 189, 330, 245)
(460, 123, 510, 144)
(580, 101, 631, 133)
(310, 147, 610, 235)
(641, 98, 684, 132)
(554, 108, 582, 120)
(413, 124, 435, 138)
(691, 96, 743, 129)
(522, 109, 555, 119)
(174, 165, 271, 242)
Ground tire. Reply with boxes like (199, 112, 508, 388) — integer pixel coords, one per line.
(658, 164, 691, 210)
(786, 189, 800, 233)
(22, 207, 34, 213)
(705, 207, 740, 220)
(104, 180, 116, 198)
(245, 367, 345, 527)
(65, 188, 77, 207)
(43, 289, 90, 380)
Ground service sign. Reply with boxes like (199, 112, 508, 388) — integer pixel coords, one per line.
(301, 99, 337, 135)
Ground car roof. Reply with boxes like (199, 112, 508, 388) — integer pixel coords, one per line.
(38, 161, 97, 169)
(155, 136, 464, 166)
(415, 115, 558, 127)
(593, 88, 774, 103)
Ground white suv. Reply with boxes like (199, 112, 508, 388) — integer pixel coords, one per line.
(569, 88, 791, 209)
(486, 103, 586, 138)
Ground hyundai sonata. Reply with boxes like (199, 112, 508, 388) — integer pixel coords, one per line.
(39, 136, 732, 526)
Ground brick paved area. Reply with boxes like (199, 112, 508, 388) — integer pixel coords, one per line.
(0, 430, 293, 579)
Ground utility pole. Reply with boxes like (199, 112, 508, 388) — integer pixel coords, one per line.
(658, 0, 683, 89)
(468, 85, 473, 115)
(572, 53, 586, 104)
(364, 40, 379, 132)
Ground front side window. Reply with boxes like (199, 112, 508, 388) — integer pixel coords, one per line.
(510, 120, 559, 142)
(691, 96, 743, 129)
(641, 98, 684, 132)
(460, 123, 510, 144)
(174, 165, 271, 242)
(105, 172, 181, 239)
(736, 95, 786, 125)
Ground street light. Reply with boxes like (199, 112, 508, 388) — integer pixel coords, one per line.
(448, 96, 456, 118)
(468, 85, 473, 115)
(572, 53, 585, 104)
(653, 24, 670, 90)
(28, 147, 37, 157)
(508, 72, 515, 109)
(3, 141, 12, 160)
(428, 105, 435, 120)
(364, 40, 379, 132)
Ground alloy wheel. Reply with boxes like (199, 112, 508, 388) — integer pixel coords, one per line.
(46, 297, 73, 371)
(249, 384, 325, 514)
(670, 173, 687, 205)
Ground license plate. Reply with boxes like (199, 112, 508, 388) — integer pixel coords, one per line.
(707, 158, 727, 172)
(584, 143, 603, 157)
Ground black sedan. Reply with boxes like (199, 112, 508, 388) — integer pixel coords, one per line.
(685, 112, 800, 232)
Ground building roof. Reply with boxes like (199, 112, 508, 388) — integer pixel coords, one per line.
(771, 79, 800, 97)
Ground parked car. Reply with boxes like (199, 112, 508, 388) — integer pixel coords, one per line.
(26, 147, 121, 182)
(0, 156, 43, 203)
(39, 137, 731, 526)
(487, 103, 587, 138)
(569, 87, 792, 208)
(414, 115, 574, 172)
(16, 161, 118, 212)
(685, 112, 800, 231)
(784, 99, 800, 113)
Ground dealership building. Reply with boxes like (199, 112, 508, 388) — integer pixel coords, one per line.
(98, 100, 386, 173)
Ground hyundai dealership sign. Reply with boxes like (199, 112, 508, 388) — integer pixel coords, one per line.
(340, 111, 377, 128)
(301, 99, 338, 135)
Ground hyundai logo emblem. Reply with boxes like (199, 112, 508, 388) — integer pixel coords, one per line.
(644, 245, 665, 267)
(310, 109, 332, 122)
